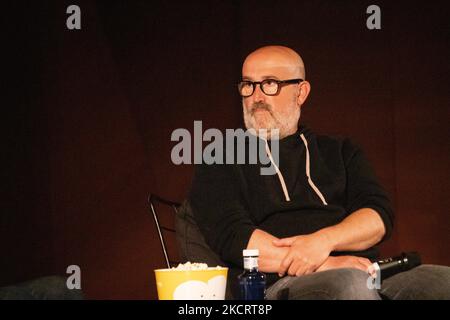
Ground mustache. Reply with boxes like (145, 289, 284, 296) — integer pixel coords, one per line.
(250, 102, 272, 115)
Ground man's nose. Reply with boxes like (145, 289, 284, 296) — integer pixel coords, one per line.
(252, 83, 266, 103)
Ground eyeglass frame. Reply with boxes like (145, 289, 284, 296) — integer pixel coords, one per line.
(237, 78, 304, 97)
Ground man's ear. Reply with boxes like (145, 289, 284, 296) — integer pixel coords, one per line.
(297, 81, 311, 106)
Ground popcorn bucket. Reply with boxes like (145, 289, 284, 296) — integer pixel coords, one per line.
(154, 267, 228, 300)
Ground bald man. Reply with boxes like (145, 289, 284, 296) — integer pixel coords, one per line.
(188, 46, 450, 300)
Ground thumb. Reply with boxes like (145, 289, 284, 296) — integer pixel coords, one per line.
(273, 237, 295, 247)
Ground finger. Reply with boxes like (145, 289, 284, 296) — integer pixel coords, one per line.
(273, 237, 295, 247)
(356, 260, 373, 273)
(289, 258, 308, 277)
(316, 260, 328, 272)
(278, 255, 293, 277)
(316, 264, 325, 272)
(316, 256, 333, 273)
(289, 262, 301, 276)
(306, 263, 318, 275)
(358, 257, 372, 265)
(358, 258, 373, 271)
(294, 264, 309, 277)
(360, 259, 378, 277)
(299, 267, 313, 276)
(303, 260, 318, 275)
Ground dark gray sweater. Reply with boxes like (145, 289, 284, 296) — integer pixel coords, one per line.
(188, 125, 394, 284)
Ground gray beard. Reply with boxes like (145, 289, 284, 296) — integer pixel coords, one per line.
(243, 101, 300, 140)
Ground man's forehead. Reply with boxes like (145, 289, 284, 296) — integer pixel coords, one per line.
(242, 60, 300, 79)
(242, 46, 305, 79)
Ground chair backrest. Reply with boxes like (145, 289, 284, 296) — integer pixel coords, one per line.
(147, 194, 181, 268)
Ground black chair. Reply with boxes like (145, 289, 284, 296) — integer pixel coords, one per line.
(147, 194, 181, 268)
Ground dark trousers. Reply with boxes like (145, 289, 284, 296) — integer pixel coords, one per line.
(266, 264, 450, 300)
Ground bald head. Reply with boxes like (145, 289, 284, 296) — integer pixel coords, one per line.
(243, 46, 306, 80)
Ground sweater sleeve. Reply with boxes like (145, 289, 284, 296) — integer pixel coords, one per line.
(188, 163, 256, 267)
(343, 139, 395, 241)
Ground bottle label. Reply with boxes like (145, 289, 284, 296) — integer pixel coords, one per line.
(243, 257, 258, 270)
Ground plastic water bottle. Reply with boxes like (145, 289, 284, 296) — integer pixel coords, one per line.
(238, 249, 266, 300)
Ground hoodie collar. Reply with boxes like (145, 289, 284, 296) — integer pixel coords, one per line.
(267, 124, 310, 149)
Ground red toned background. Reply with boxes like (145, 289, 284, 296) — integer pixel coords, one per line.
(2, 0, 449, 299)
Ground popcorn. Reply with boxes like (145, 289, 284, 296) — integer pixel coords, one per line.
(172, 262, 223, 271)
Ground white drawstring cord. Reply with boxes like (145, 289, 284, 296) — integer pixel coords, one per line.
(300, 133, 328, 205)
(264, 139, 291, 202)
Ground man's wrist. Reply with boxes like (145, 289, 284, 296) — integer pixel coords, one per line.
(315, 228, 338, 253)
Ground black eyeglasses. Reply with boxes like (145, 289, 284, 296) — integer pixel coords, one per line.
(237, 78, 303, 97)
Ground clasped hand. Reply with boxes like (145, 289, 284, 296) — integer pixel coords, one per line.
(273, 232, 333, 277)
(273, 233, 374, 277)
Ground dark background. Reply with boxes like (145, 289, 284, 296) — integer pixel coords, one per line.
(2, 0, 449, 299)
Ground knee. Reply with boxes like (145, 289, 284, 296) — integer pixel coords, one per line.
(390, 264, 450, 300)
(324, 268, 380, 300)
